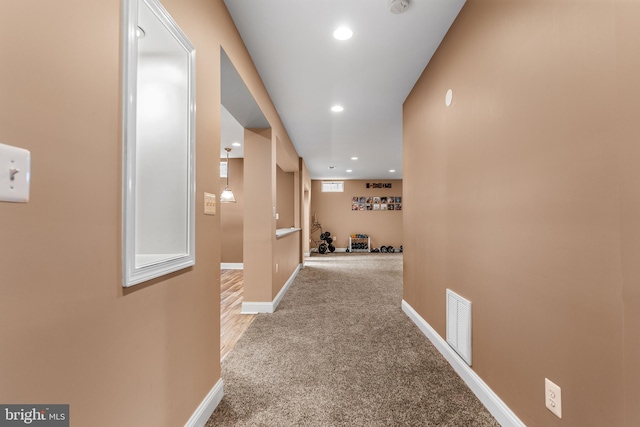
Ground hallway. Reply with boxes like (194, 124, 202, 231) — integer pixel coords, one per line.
(208, 253, 498, 426)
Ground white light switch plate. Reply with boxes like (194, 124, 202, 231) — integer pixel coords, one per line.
(0, 143, 31, 203)
(204, 192, 216, 215)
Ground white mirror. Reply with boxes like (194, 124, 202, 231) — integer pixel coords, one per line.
(122, 0, 196, 287)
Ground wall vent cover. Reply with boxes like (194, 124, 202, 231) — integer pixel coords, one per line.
(446, 289, 472, 366)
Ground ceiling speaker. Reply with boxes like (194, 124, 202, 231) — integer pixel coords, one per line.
(389, 0, 409, 14)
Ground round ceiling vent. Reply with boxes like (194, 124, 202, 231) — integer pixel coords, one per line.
(389, 0, 409, 14)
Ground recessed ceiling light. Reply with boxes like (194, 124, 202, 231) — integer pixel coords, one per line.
(351, 157, 358, 160)
(328, 166, 335, 170)
(346, 169, 353, 173)
(232, 142, 241, 147)
(331, 105, 344, 112)
(389, 169, 396, 173)
(333, 26, 353, 41)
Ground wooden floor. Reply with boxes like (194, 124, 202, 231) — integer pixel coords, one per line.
(220, 269, 256, 361)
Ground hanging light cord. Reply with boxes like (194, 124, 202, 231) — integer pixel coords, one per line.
(221, 147, 236, 203)
(225, 148, 231, 189)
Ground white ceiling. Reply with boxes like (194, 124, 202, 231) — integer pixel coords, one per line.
(220, 49, 269, 159)
(220, 105, 245, 159)
(222, 0, 466, 179)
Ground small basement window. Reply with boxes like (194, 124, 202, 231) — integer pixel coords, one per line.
(321, 181, 344, 192)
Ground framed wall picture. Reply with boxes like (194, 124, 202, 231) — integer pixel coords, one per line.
(351, 195, 403, 212)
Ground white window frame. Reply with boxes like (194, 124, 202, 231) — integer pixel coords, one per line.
(321, 181, 344, 192)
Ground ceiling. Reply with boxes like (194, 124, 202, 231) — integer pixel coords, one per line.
(221, 0, 466, 179)
(220, 49, 269, 159)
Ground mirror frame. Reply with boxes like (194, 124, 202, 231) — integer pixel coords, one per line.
(121, 0, 196, 287)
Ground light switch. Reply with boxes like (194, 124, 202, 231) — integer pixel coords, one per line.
(204, 192, 216, 215)
(0, 143, 31, 203)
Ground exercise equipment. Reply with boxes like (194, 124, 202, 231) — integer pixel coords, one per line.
(311, 214, 335, 254)
(349, 234, 370, 252)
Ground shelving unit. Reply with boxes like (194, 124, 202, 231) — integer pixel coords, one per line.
(349, 236, 370, 252)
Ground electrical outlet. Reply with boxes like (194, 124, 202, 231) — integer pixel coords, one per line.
(275, 263, 279, 273)
(545, 378, 562, 419)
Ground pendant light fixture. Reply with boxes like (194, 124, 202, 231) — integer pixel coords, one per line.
(220, 147, 236, 203)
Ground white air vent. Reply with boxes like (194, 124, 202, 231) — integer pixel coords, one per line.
(446, 289, 472, 366)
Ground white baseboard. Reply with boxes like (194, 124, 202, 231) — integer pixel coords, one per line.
(401, 300, 525, 427)
(272, 263, 301, 309)
(240, 301, 272, 314)
(221, 263, 243, 269)
(183, 379, 224, 427)
(241, 264, 301, 314)
(303, 252, 311, 257)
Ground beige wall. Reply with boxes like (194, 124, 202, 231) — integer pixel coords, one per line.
(310, 180, 403, 250)
(276, 166, 295, 229)
(0, 1, 299, 425)
(0, 1, 221, 425)
(243, 129, 302, 303)
(243, 129, 276, 303)
(221, 158, 244, 263)
(273, 163, 301, 296)
(221, 160, 300, 268)
(301, 160, 312, 255)
(403, 0, 640, 425)
(276, 135, 300, 173)
(273, 233, 301, 298)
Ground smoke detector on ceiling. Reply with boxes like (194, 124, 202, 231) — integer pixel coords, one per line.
(389, 0, 409, 14)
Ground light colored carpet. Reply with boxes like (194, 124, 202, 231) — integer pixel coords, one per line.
(208, 253, 499, 426)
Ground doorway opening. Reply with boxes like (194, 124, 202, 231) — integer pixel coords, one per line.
(219, 48, 269, 361)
